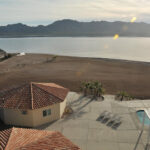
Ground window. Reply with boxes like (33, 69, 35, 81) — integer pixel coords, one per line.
(22, 110, 27, 115)
(47, 109, 51, 115)
(43, 109, 51, 117)
(43, 110, 47, 117)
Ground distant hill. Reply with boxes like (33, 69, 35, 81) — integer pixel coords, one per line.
(1, 19, 150, 37)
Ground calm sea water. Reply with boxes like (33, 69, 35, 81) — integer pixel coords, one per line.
(0, 37, 150, 62)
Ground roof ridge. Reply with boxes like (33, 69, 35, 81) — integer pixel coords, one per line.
(4, 128, 14, 150)
(34, 83, 67, 98)
(14, 86, 29, 109)
(0, 128, 12, 149)
(30, 83, 44, 109)
(35, 82, 66, 88)
(37, 82, 69, 91)
(30, 82, 34, 109)
(32, 83, 62, 102)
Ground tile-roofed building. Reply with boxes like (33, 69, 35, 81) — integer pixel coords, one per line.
(0, 127, 80, 150)
(0, 82, 69, 127)
(0, 82, 69, 109)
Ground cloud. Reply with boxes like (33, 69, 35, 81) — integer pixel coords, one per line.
(0, 0, 150, 25)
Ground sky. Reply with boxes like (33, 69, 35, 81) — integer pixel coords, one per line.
(0, 0, 150, 26)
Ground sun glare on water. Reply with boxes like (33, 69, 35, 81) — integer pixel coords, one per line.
(113, 34, 119, 40)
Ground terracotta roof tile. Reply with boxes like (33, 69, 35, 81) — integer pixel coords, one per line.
(0, 82, 69, 110)
(0, 84, 32, 109)
(0, 128, 80, 150)
(32, 84, 62, 109)
(18, 131, 80, 150)
(35, 83, 69, 100)
(0, 128, 12, 150)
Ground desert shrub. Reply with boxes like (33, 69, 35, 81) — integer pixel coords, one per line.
(115, 91, 134, 101)
(80, 81, 105, 99)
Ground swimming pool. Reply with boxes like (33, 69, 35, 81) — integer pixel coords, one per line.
(136, 110, 150, 125)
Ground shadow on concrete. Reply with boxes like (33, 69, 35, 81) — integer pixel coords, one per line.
(68, 95, 86, 106)
(96, 110, 122, 130)
(111, 122, 122, 130)
(35, 120, 58, 130)
(61, 98, 93, 122)
(74, 98, 93, 113)
(96, 116, 104, 122)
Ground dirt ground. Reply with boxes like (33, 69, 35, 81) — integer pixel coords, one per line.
(0, 54, 150, 99)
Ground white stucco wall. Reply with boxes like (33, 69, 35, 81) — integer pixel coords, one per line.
(60, 98, 67, 117)
(3, 108, 33, 127)
(0, 98, 67, 127)
(32, 103, 60, 127)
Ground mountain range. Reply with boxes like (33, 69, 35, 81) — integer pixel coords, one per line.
(0, 19, 150, 37)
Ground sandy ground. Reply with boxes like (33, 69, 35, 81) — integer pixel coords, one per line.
(0, 54, 150, 99)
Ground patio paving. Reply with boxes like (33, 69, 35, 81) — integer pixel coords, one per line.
(37, 92, 150, 150)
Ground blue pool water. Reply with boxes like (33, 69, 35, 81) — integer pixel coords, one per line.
(136, 110, 150, 125)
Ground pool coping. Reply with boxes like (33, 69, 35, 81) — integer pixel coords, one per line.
(130, 108, 150, 131)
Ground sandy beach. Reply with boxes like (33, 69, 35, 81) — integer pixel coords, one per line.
(0, 54, 150, 99)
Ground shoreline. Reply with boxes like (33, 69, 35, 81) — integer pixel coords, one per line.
(4, 52, 150, 65)
(54, 54, 150, 65)
(1, 36, 150, 39)
(0, 53, 150, 99)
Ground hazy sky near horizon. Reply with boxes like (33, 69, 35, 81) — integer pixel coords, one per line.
(0, 0, 150, 25)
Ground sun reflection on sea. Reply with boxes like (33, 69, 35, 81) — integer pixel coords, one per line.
(113, 34, 119, 40)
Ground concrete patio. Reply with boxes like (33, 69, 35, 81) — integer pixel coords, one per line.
(37, 92, 150, 150)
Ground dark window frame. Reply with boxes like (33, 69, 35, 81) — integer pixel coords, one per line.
(22, 110, 27, 115)
(43, 109, 51, 117)
(43, 110, 47, 117)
